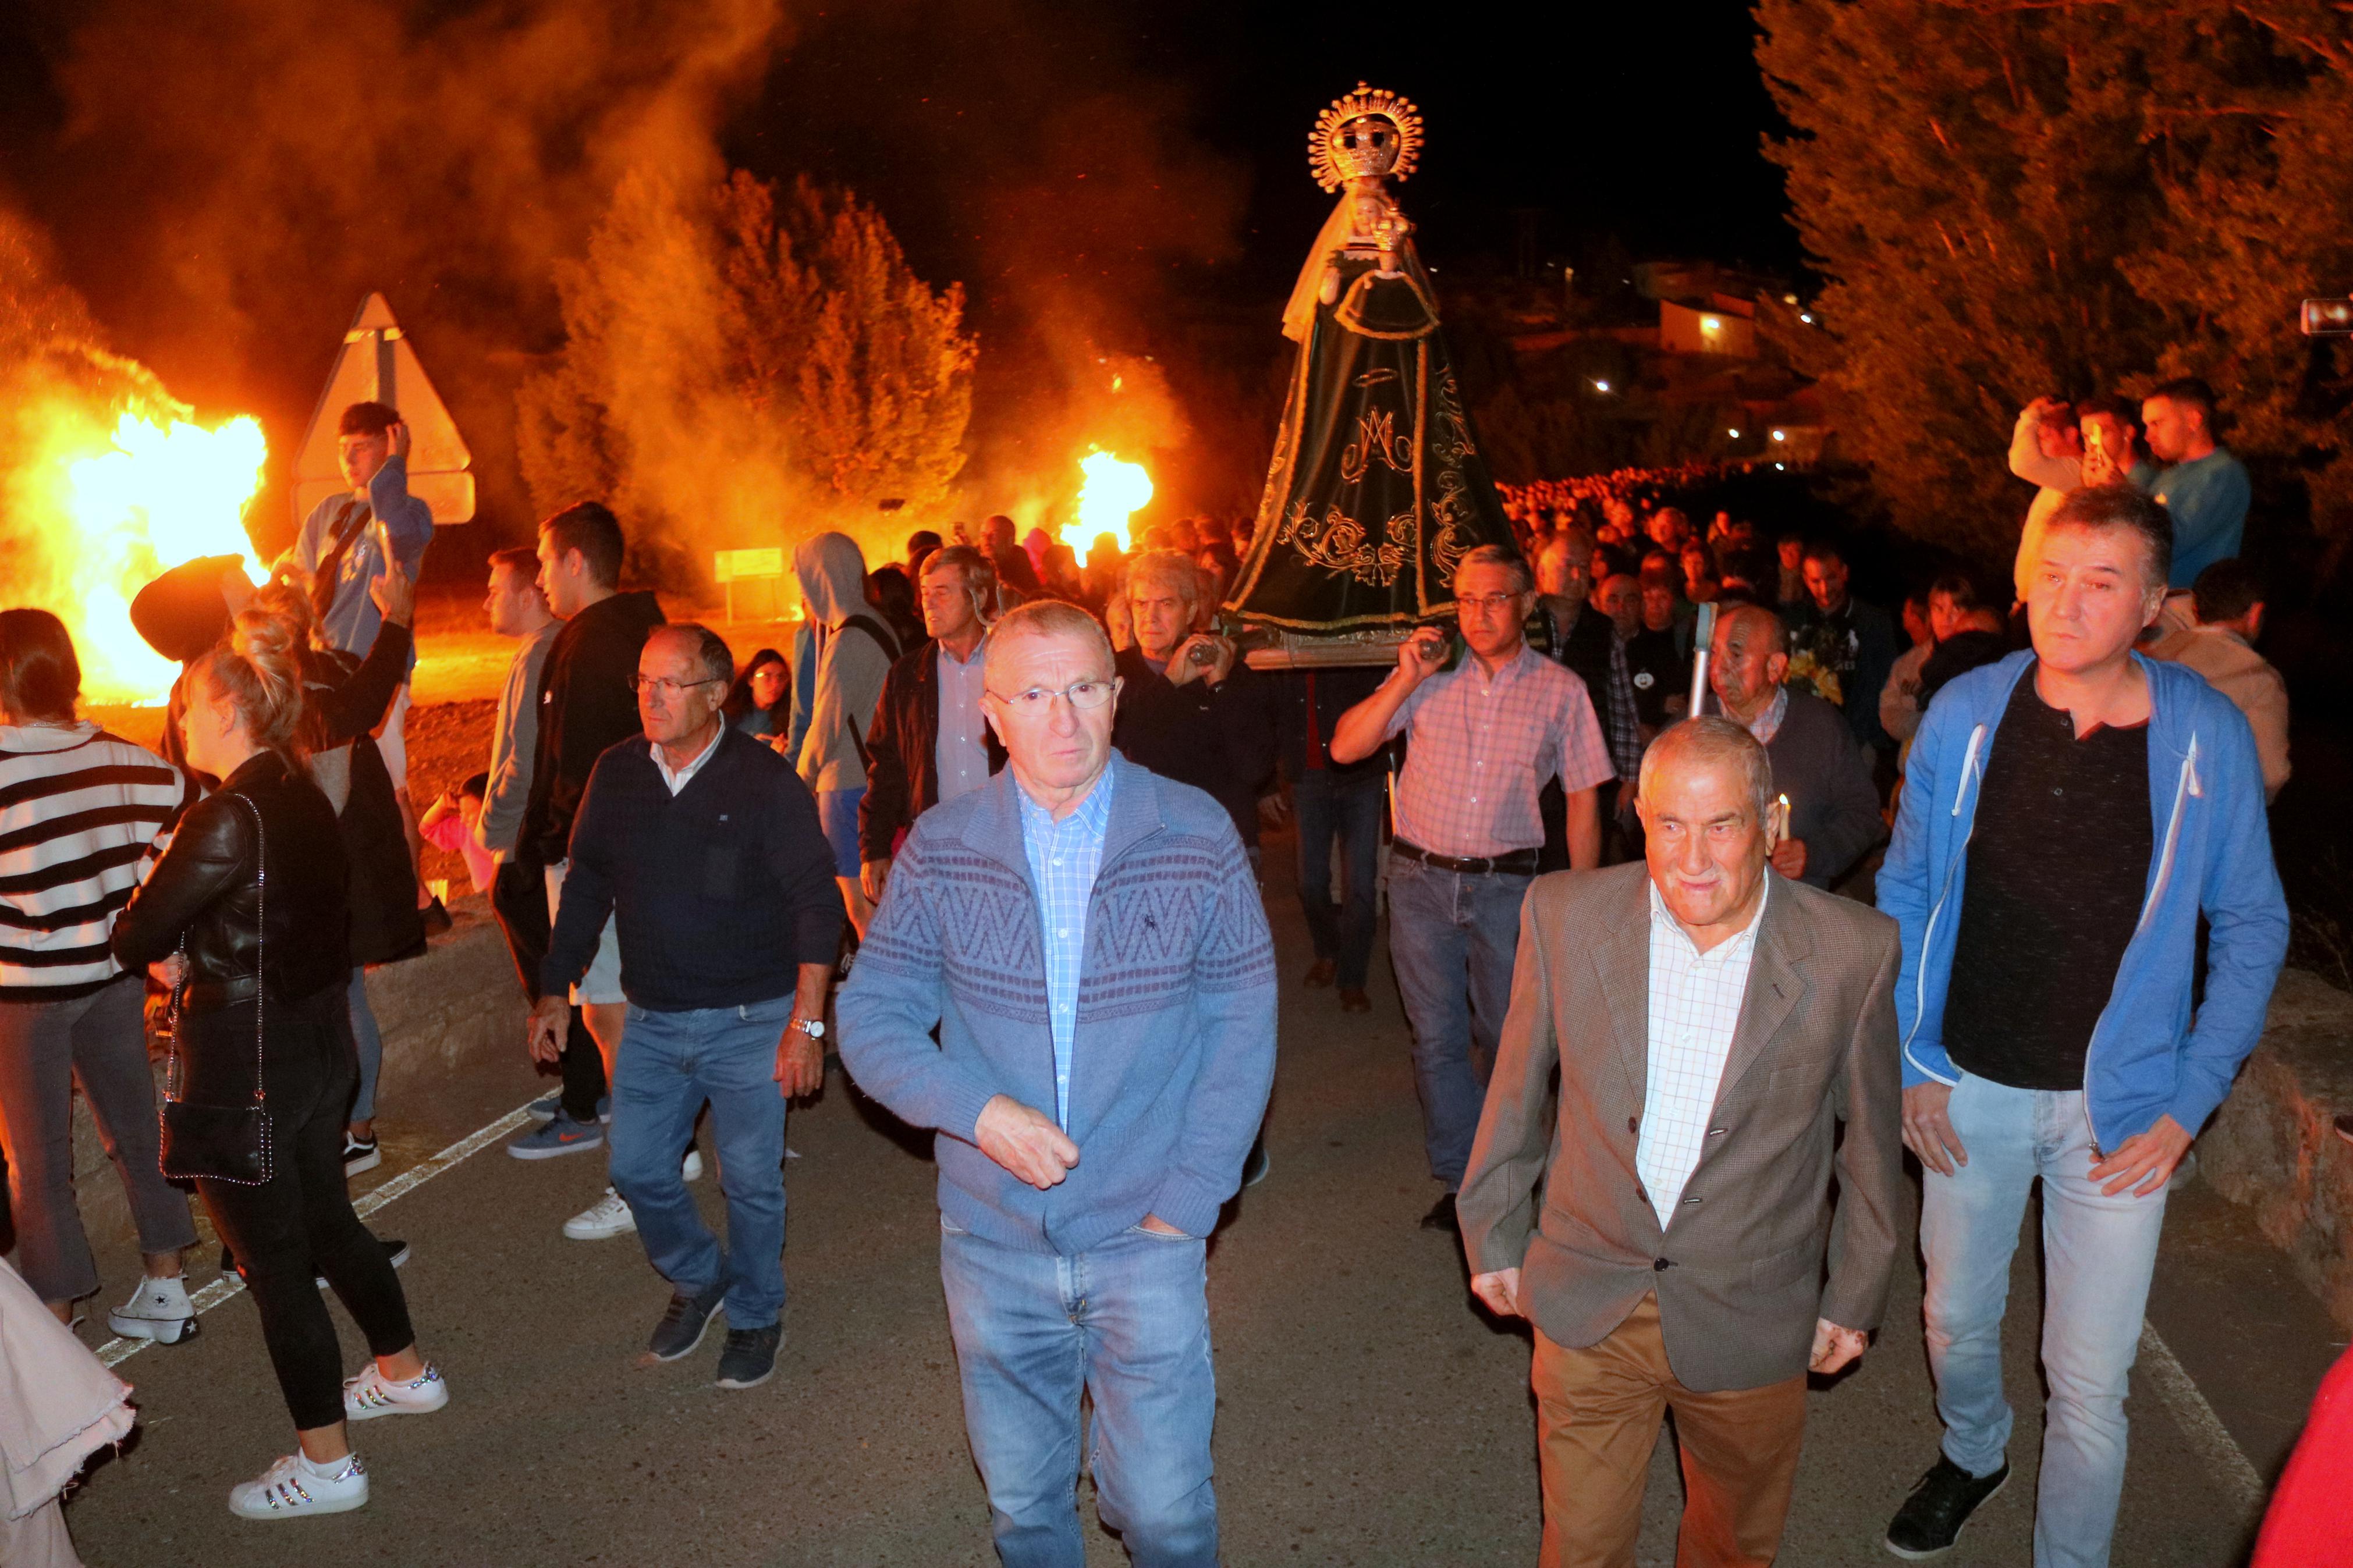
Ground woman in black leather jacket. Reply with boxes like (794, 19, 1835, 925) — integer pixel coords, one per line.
(112, 625, 446, 1521)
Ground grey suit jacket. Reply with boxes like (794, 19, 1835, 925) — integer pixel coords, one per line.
(1458, 862, 1904, 1392)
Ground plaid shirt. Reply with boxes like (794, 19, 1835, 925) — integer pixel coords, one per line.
(1386, 643, 1616, 858)
(1638, 877, 1767, 1224)
(1017, 769, 1114, 1128)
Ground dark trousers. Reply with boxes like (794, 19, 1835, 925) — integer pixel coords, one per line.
(491, 855, 605, 1121)
(194, 987, 416, 1431)
(1293, 769, 1384, 991)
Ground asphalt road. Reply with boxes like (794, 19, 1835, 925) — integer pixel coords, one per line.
(58, 835, 2346, 1567)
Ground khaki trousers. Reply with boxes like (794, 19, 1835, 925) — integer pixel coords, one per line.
(1531, 1292, 1807, 1568)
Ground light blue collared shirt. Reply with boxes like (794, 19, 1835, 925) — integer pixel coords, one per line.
(1016, 769, 1114, 1128)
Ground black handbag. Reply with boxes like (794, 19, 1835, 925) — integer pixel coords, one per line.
(159, 794, 275, 1185)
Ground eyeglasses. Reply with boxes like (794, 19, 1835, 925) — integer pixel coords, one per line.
(630, 674, 724, 699)
(985, 679, 1119, 714)
(1456, 592, 1525, 614)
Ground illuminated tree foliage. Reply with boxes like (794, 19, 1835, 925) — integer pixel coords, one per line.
(1756, 0, 2353, 564)
(517, 169, 975, 556)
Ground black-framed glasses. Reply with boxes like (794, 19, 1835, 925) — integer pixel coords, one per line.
(629, 674, 725, 699)
(985, 679, 1119, 714)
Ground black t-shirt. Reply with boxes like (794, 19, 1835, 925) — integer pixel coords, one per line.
(1942, 670, 2153, 1091)
(1623, 627, 1688, 727)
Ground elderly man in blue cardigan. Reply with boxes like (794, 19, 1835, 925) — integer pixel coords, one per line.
(1876, 485, 2287, 1566)
(839, 599, 1277, 1568)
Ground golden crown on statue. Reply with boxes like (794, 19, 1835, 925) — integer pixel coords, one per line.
(1308, 83, 1424, 191)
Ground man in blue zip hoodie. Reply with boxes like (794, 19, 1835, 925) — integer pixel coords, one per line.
(839, 599, 1276, 1568)
(1877, 486, 2286, 1566)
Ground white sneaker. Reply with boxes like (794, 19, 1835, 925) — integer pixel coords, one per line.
(682, 1149, 704, 1182)
(228, 1452, 368, 1519)
(343, 1361, 449, 1422)
(564, 1187, 636, 1240)
(107, 1274, 198, 1344)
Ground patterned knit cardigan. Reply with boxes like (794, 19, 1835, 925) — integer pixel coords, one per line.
(839, 755, 1277, 1252)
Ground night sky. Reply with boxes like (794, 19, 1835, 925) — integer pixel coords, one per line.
(0, 1, 1795, 532)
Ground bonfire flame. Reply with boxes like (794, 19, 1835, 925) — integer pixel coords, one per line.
(61, 411, 268, 706)
(1059, 450, 1152, 556)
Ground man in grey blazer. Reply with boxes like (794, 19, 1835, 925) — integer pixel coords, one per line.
(1459, 717, 1905, 1568)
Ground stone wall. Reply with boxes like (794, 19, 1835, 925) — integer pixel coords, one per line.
(60, 898, 524, 1255)
(2201, 967, 2353, 1331)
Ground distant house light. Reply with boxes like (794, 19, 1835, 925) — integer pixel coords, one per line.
(1701, 315, 1722, 332)
(1782, 293, 1799, 305)
(1771, 429, 1787, 442)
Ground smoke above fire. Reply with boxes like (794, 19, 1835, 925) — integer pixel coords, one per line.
(2, 0, 1264, 606)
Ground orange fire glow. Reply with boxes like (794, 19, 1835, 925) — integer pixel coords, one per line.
(1059, 450, 1152, 556)
(55, 410, 268, 706)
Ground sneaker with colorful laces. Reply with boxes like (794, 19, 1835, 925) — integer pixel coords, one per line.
(343, 1361, 449, 1421)
(228, 1452, 369, 1519)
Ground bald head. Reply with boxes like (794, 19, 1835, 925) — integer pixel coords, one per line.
(1708, 603, 1790, 723)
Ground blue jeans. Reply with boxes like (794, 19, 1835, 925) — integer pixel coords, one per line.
(1385, 858, 1531, 1187)
(1292, 770, 1384, 990)
(347, 968, 382, 1122)
(1921, 1074, 2169, 1568)
(609, 997, 792, 1327)
(940, 1221, 1219, 1568)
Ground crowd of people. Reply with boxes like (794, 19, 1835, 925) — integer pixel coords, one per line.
(0, 382, 2345, 1568)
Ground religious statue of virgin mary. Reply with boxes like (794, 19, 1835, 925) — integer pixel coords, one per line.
(1226, 84, 1517, 662)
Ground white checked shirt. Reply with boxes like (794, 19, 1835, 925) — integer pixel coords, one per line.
(1385, 644, 1615, 858)
(1637, 877, 1768, 1226)
(650, 729, 724, 797)
(1017, 770, 1113, 1129)
(933, 642, 991, 806)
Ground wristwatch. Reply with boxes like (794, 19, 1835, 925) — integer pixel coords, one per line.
(789, 1018, 826, 1040)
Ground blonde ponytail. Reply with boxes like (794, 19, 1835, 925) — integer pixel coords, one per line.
(191, 606, 309, 763)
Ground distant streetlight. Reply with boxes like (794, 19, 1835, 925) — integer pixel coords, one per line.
(1771, 429, 1787, 443)
(1798, 312, 1815, 324)
(1702, 315, 1722, 333)
(1775, 462, 1786, 470)
(1727, 428, 1742, 438)
(1593, 379, 1612, 393)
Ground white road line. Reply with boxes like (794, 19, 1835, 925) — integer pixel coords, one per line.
(94, 1099, 540, 1370)
(2139, 1320, 2266, 1512)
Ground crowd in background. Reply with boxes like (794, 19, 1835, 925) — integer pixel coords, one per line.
(0, 374, 2346, 1567)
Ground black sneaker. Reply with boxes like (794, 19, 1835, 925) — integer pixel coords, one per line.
(342, 1131, 382, 1175)
(1420, 1193, 1460, 1233)
(420, 896, 453, 937)
(715, 1322, 782, 1390)
(647, 1281, 727, 1362)
(1885, 1455, 2010, 1559)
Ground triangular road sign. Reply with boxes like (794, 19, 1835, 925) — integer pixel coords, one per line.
(292, 293, 475, 528)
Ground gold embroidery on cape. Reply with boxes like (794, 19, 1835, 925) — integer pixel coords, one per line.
(1277, 499, 1411, 587)
(1339, 406, 1414, 485)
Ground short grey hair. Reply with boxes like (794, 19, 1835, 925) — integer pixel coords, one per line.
(1638, 716, 1776, 823)
(1456, 543, 1533, 594)
(922, 543, 994, 599)
(983, 599, 1115, 682)
(654, 622, 734, 688)
(1716, 601, 1788, 658)
(1127, 549, 1201, 606)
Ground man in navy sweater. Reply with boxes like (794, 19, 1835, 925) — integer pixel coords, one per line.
(531, 624, 844, 1391)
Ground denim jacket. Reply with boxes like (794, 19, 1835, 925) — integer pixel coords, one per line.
(1878, 650, 2287, 1150)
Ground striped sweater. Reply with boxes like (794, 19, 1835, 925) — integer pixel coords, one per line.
(0, 723, 194, 1001)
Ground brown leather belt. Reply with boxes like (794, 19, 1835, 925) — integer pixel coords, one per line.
(1392, 838, 1539, 877)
